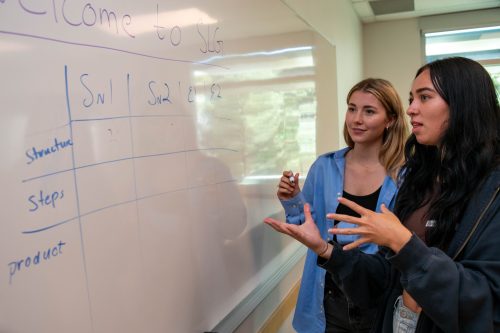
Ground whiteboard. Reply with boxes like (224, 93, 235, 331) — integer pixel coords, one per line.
(0, 1, 335, 332)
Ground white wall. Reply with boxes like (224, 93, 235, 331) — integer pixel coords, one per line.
(284, 0, 363, 153)
(363, 8, 500, 106)
(363, 18, 422, 106)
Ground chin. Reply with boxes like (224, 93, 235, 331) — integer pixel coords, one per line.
(416, 138, 438, 146)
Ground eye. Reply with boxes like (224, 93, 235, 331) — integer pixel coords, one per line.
(347, 106, 355, 112)
(408, 97, 413, 105)
(420, 95, 429, 101)
(365, 109, 375, 115)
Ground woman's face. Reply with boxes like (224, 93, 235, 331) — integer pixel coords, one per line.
(407, 69, 450, 146)
(345, 90, 392, 146)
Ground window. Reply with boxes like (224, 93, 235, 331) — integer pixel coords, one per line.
(424, 26, 500, 98)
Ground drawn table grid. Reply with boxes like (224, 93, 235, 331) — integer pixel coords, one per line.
(20, 61, 237, 235)
(6, 27, 242, 332)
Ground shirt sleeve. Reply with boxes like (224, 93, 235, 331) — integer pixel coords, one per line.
(280, 192, 308, 225)
(388, 226, 500, 332)
(317, 242, 390, 309)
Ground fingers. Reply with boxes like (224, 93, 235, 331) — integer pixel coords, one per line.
(277, 185, 294, 196)
(280, 170, 299, 188)
(264, 217, 293, 236)
(329, 226, 359, 235)
(282, 170, 294, 184)
(380, 203, 395, 217)
(264, 217, 287, 228)
(304, 203, 312, 220)
(341, 238, 366, 251)
(328, 227, 367, 250)
(326, 212, 362, 225)
(278, 175, 295, 192)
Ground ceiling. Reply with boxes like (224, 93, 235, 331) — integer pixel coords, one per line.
(351, 0, 500, 23)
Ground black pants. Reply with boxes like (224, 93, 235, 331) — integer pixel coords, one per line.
(324, 283, 377, 333)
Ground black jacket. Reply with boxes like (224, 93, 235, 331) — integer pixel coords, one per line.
(319, 167, 500, 332)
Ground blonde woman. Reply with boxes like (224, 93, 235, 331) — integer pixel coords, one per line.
(275, 78, 409, 333)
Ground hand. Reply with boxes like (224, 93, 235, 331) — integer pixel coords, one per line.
(327, 197, 412, 252)
(276, 170, 300, 200)
(264, 203, 327, 256)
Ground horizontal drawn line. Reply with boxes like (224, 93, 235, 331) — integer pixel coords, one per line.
(21, 178, 238, 234)
(0, 29, 230, 70)
(21, 147, 239, 183)
(71, 113, 232, 122)
(22, 167, 76, 183)
(72, 114, 192, 122)
(21, 216, 79, 234)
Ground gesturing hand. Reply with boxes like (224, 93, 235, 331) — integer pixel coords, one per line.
(327, 197, 412, 252)
(264, 203, 327, 256)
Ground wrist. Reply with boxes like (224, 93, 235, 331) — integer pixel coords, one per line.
(317, 241, 330, 258)
(390, 230, 412, 253)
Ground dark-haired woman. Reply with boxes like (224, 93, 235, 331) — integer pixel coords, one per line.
(265, 57, 500, 332)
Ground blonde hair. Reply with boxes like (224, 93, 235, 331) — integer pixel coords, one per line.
(343, 78, 409, 180)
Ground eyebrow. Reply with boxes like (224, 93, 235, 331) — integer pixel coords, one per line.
(348, 102, 377, 109)
(409, 87, 436, 96)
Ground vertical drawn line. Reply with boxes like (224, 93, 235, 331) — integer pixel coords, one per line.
(127, 73, 141, 213)
(127, 73, 141, 209)
(126, 73, 146, 278)
(65, 65, 95, 333)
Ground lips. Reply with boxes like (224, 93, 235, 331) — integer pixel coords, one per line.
(411, 121, 423, 133)
(350, 127, 366, 134)
(411, 120, 423, 126)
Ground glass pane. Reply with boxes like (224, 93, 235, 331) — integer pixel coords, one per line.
(484, 64, 500, 102)
(425, 26, 500, 63)
(424, 26, 500, 100)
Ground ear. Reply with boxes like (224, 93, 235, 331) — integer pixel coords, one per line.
(386, 117, 396, 129)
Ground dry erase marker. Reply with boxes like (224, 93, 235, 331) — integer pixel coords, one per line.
(289, 171, 295, 184)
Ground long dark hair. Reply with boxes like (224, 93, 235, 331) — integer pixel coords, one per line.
(395, 57, 500, 249)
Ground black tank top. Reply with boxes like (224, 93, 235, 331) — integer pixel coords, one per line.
(325, 186, 381, 293)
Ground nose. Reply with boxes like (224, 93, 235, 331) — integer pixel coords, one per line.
(353, 110, 363, 123)
(406, 101, 417, 116)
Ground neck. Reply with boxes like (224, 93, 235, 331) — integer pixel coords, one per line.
(348, 142, 382, 165)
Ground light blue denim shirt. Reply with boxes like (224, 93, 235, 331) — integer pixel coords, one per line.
(280, 147, 398, 333)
